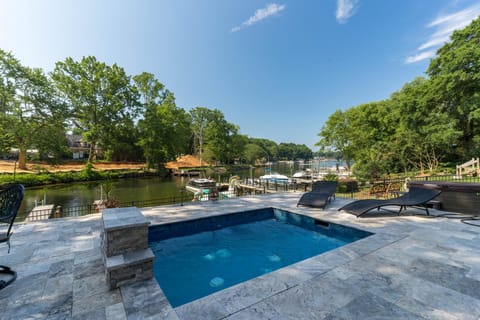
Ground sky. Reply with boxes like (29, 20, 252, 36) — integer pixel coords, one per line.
(1, 0, 480, 151)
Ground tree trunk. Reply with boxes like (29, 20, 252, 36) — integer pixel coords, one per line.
(18, 147, 27, 170)
(87, 141, 96, 164)
(199, 136, 203, 166)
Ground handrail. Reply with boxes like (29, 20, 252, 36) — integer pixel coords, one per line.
(456, 158, 479, 176)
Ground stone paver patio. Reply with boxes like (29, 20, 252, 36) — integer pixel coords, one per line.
(0, 193, 479, 319)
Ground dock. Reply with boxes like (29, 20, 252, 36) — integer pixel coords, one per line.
(236, 184, 267, 194)
(26, 204, 55, 222)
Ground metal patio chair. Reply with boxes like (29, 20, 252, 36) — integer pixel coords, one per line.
(0, 184, 24, 290)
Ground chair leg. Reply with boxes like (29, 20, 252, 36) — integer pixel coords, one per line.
(0, 265, 17, 290)
(425, 205, 430, 216)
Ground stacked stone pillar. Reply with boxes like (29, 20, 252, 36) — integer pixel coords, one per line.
(101, 207, 154, 289)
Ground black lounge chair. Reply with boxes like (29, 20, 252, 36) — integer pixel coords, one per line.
(0, 184, 24, 290)
(338, 187, 441, 217)
(297, 181, 338, 209)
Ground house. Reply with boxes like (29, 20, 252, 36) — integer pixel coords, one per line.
(66, 134, 104, 160)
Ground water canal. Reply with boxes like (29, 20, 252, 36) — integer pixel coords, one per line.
(19, 160, 343, 220)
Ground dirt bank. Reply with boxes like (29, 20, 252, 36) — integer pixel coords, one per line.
(0, 160, 146, 174)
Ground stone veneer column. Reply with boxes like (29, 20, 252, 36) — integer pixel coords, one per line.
(101, 207, 154, 289)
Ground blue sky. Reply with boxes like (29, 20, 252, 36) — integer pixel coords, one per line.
(2, 0, 480, 150)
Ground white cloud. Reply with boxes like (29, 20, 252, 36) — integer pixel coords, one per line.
(405, 50, 437, 64)
(336, 0, 358, 24)
(231, 3, 286, 32)
(405, 3, 480, 64)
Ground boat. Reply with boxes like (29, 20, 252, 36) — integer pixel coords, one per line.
(292, 170, 312, 179)
(259, 173, 289, 184)
(185, 178, 217, 201)
(185, 178, 216, 193)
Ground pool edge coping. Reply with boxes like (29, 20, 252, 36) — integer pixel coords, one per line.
(142, 205, 401, 320)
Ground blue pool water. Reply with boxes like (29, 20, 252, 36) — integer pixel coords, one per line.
(149, 208, 371, 307)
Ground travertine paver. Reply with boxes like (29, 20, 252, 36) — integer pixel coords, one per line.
(0, 193, 479, 319)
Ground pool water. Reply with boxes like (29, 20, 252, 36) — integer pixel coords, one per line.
(149, 208, 371, 307)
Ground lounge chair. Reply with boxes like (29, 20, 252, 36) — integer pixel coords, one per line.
(0, 184, 25, 290)
(338, 187, 441, 217)
(297, 181, 338, 209)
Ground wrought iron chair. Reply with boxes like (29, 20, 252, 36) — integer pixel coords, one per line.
(0, 184, 24, 290)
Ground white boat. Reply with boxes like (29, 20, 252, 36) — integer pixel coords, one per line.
(292, 170, 312, 179)
(259, 173, 289, 184)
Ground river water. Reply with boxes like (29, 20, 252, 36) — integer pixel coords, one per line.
(19, 160, 344, 220)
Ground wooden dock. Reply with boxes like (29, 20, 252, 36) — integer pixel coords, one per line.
(26, 204, 55, 222)
(237, 184, 267, 194)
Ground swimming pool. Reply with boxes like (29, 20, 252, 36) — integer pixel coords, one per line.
(149, 208, 372, 307)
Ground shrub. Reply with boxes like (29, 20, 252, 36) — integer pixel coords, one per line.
(323, 173, 339, 181)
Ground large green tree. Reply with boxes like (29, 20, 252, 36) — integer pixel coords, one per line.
(52, 56, 139, 164)
(189, 107, 212, 165)
(202, 109, 244, 164)
(317, 17, 480, 179)
(243, 143, 268, 164)
(102, 117, 142, 161)
(427, 16, 480, 159)
(0, 49, 67, 169)
(389, 78, 461, 174)
(316, 109, 355, 170)
(247, 138, 278, 162)
(135, 73, 191, 169)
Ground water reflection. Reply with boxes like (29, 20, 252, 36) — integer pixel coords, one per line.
(19, 160, 343, 219)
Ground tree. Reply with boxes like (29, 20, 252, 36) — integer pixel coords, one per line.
(392, 79, 461, 173)
(427, 17, 480, 160)
(135, 73, 191, 169)
(243, 143, 267, 164)
(228, 133, 248, 164)
(318, 18, 480, 179)
(189, 107, 211, 165)
(139, 92, 191, 169)
(52, 56, 139, 164)
(247, 138, 278, 162)
(295, 144, 314, 160)
(0, 49, 67, 169)
(102, 117, 142, 161)
(316, 110, 355, 170)
(203, 109, 243, 164)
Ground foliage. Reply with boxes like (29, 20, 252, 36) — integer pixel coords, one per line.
(138, 92, 191, 169)
(0, 49, 68, 169)
(243, 143, 267, 164)
(322, 173, 338, 181)
(52, 56, 140, 164)
(316, 110, 355, 170)
(427, 17, 480, 159)
(133, 73, 192, 169)
(0, 169, 147, 187)
(189, 108, 244, 164)
(189, 107, 212, 166)
(100, 180, 119, 208)
(317, 17, 480, 179)
(135, 73, 192, 169)
(103, 116, 142, 162)
(1, 49, 317, 172)
(246, 138, 278, 161)
(278, 143, 313, 160)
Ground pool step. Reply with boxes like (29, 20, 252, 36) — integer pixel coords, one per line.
(101, 207, 153, 290)
(105, 248, 154, 289)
